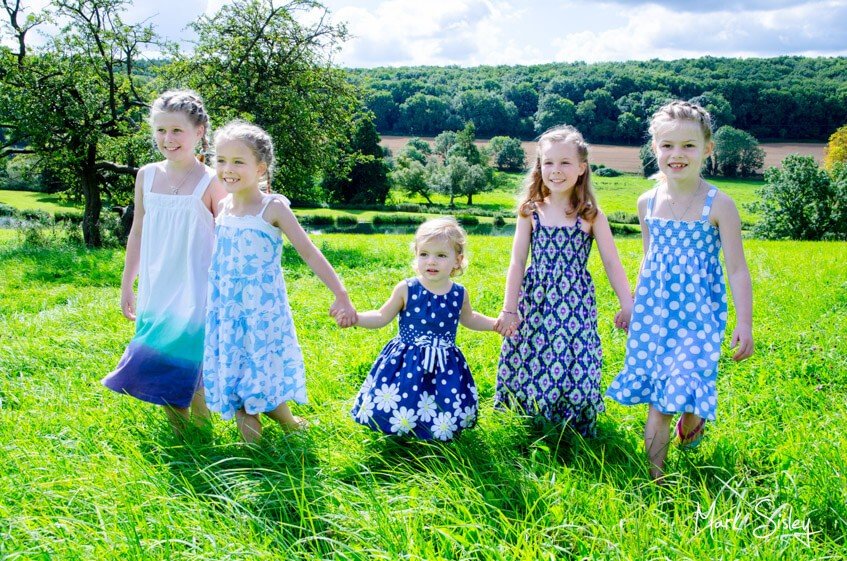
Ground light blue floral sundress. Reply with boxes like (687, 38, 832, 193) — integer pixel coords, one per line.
(606, 186, 727, 420)
(203, 195, 307, 420)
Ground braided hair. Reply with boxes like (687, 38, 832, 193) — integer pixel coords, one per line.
(149, 90, 211, 162)
(214, 120, 275, 193)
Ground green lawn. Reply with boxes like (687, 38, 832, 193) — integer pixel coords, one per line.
(0, 233, 844, 559)
(0, 189, 81, 215)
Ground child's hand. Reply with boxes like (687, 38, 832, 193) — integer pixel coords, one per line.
(120, 288, 136, 321)
(495, 310, 520, 337)
(330, 294, 357, 328)
(614, 304, 632, 332)
(730, 323, 754, 361)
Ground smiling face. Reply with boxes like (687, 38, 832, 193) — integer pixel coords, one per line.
(152, 111, 204, 163)
(540, 140, 587, 196)
(214, 137, 267, 194)
(653, 120, 713, 183)
(414, 237, 461, 285)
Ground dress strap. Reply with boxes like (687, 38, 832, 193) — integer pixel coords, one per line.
(531, 211, 541, 229)
(700, 187, 718, 221)
(190, 166, 214, 198)
(645, 187, 658, 219)
(142, 164, 156, 194)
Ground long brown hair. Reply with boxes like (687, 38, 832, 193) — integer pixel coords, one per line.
(518, 125, 597, 221)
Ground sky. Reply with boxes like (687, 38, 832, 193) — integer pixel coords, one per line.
(12, 0, 847, 67)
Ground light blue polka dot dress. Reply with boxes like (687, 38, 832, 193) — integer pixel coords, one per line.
(606, 186, 727, 420)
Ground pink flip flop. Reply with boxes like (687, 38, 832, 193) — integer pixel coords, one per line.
(676, 416, 706, 450)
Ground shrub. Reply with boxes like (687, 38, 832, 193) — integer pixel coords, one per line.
(606, 211, 639, 224)
(335, 214, 358, 226)
(594, 167, 623, 177)
(54, 211, 84, 223)
(18, 209, 51, 224)
(395, 203, 424, 213)
(297, 214, 335, 226)
(493, 215, 506, 227)
(639, 142, 658, 178)
(372, 213, 425, 226)
(0, 203, 15, 217)
(456, 214, 479, 226)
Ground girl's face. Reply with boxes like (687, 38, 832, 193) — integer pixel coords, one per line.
(215, 138, 267, 194)
(415, 238, 461, 285)
(653, 120, 713, 183)
(540, 140, 586, 196)
(152, 111, 204, 162)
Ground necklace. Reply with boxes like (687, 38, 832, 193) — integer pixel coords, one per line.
(666, 179, 703, 221)
(166, 161, 198, 195)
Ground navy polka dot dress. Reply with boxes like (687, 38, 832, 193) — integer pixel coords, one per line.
(350, 278, 478, 441)
(606, 187, 727, 420)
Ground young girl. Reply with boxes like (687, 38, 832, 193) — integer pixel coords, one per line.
(493, 125, 632, 438)
(203, 120, 355, 443)
(605, 101, 754, 481)
(348, 217, 497, 441)
(103, 90, 226, 433)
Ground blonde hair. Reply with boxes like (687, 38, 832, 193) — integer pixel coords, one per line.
(412, 216, 468, 277)
(214, 120, 275, 193)
(649, 100, 713, 145)
(518, 125, 597, 221)
(149, 90, 210, 162)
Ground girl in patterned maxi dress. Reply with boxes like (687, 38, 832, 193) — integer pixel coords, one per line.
(203, 121, 356, 443)
(349, 217, 497, 441)
(103, 90, 226, 434)
(494, 125, 633, 438)
(606, 101, 753, 482)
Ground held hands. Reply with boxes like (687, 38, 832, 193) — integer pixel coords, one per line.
(494, 310, 520, 337)
(614, 301, 633, 332)
(120, 287, 136, 321)
(730, 323, 754, 361)
(330, 293, 357, 328)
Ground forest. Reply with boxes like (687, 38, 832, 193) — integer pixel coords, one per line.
(349, 57, 847, 143)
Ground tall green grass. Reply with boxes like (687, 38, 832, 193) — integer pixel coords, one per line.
(0, 234, 844, 559)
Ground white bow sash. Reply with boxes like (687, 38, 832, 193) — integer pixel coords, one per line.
(413, 334, 454, 373)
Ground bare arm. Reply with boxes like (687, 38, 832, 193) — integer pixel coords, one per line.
(265, 199, 356, 327)
(494, 212, 531, 336)
(120, 168, 146, 321)
(713, 192, 754, 361)
(591, 210, 633, 328)
(459, 289, 497, 331)
(203, 173, 227, 217)
(355, 281, 407, 329)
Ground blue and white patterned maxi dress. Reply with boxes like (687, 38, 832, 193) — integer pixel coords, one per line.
(606, 187, 727, 420)
(494, 212, 604, 437)
(350, 278, 478, 441)
(203, 195, 307, 420)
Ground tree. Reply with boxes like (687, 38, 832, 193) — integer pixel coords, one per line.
(616, 112, 644, 145)
(485, 136, 526, 172)
(752, 154, 845, 240)
(322, 113, 390, 205)
(167, 0, 358, 204)
(397, 93, 453, 136)
(452, 89, 519, 137)
(433, 130, 458, 157)
(0, 0, 155, 246)
(639, 142, 658, 178)
(712, 125, 765, 177)
(824, 124, 847, 170)
(391, 158, 432, 204)
(443, 122, 492, 204)
(689, 91, 734, 129)
(366, 89, 399, 132)
(534, 94, 576, 133)
(396, 137, 431, 166)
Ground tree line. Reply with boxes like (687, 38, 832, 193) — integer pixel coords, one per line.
(350, 57, 847, 143)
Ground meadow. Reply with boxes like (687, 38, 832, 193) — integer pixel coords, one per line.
(1, 226, 845, 559)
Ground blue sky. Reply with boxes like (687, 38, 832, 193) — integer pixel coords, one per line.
(15, 0, 847, 66)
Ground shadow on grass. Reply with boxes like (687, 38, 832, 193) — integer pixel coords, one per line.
(1, 244, 122, 287)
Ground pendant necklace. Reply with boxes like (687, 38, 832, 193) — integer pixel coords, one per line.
(167, 161, 198, 195)
(666, 179, 703, 221)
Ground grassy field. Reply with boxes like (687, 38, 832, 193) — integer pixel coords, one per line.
(0, 232, 845, 559)
(0, 190, 81, 215)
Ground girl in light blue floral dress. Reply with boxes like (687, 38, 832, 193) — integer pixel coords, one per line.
(203, 121, 356, 442)
(348, 217, 497, 441)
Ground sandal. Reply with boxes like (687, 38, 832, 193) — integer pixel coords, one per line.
(676, 416, 706, 450)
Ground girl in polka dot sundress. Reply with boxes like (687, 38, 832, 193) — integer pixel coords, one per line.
(606, 101, 754, 482)
(348, 217, 497, 441)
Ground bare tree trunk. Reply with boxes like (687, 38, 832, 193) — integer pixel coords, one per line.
(81, 142, 102, 247)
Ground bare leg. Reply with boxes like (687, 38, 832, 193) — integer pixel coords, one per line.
(189, 387, 211, 428)
(645, 406, 673, 481)
(264, 402, 307, 433)
(236, 410, 262, 443)
(164, 405, 191, 436)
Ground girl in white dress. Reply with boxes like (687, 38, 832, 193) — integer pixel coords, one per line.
(103, 90, 226, 434)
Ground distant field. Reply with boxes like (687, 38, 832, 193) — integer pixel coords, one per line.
(0, 190, 79, 215)
(380, 136, 826, 174)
